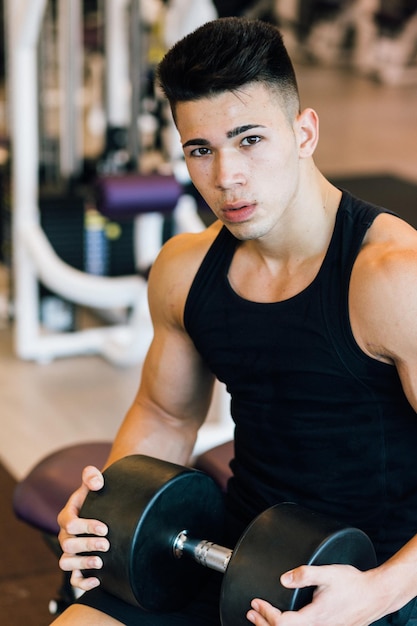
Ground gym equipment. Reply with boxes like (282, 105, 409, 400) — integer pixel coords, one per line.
(6, 0, 208, 366)
(6, 0, 146, 366)
(95, 173, 182, 220)
(80, 454, 377, 625)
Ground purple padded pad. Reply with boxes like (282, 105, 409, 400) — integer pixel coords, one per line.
(95, 173, 182, 219)
(13, 442, 112, 535)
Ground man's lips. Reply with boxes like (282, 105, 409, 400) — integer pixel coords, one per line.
(221, 201, 256, 222)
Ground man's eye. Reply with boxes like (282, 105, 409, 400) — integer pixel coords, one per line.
(241, 135, 261, 146)
(190, 147, 211, 157)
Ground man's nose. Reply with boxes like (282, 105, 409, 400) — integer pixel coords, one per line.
(214, 150, 246, 190)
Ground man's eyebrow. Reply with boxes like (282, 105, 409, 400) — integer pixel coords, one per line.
(182, 124, 266, 149)
(182, 138, 210, 149)
(227, 124, 265, 138)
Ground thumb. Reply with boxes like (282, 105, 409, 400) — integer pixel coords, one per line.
(82, 465, 105, 491)
(281, 565, 330, 589)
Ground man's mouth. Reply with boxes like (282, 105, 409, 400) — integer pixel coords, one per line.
(221, 201, 256, 223)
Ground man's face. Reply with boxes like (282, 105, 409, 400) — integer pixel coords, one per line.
(176, 83, 307, 242)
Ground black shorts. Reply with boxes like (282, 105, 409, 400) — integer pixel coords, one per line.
(76, 570, 223, 625)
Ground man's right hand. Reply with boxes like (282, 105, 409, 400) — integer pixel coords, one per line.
(57, 465, 109, 591)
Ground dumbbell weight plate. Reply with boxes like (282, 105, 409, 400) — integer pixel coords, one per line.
(79, 454, 225, 611)
(220, 502, 377, 626)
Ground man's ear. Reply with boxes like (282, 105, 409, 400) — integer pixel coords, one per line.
(295, 108, 319, 157)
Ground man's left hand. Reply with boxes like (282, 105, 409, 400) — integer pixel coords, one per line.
(246, 563, 386, 626)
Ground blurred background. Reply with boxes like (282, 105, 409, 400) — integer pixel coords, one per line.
(0, 2, 416, 622)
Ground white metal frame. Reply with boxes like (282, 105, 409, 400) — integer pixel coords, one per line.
(5, 0, 210, 367)
(5, 0, 172, 366)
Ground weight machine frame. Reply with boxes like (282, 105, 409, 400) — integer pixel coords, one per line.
(5, 0, 204, 367)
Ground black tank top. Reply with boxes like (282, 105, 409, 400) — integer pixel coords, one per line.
(184, 191, 417, 562)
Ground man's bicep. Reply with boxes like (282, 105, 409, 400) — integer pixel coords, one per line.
(107, 327, 215, 467)
(139, 322, 215, 428)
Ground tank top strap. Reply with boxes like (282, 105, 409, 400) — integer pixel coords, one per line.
(184, 226, 237, 332)
(324, 190, 386, 278)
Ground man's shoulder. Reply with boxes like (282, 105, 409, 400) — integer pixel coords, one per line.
(352, 213, 417, 300)
(350, 212, 417, 363)
(146, 221, 223, 325)
(156, 220, 223, 272)
(360, 212, 417, 270)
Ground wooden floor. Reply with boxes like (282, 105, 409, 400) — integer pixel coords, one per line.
(1, 62, 417, 481)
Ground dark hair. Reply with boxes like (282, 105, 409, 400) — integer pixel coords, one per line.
(156, 17, 299, 117)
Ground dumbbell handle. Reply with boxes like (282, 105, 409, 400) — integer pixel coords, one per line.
(173, 530, 233, 573)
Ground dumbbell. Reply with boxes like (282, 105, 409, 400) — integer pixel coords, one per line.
(79, 454, 377, 626)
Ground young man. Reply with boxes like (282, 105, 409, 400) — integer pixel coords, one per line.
(52, 17, 417, 626)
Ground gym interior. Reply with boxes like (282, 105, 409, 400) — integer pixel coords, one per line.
(0, 1, 417, 624)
